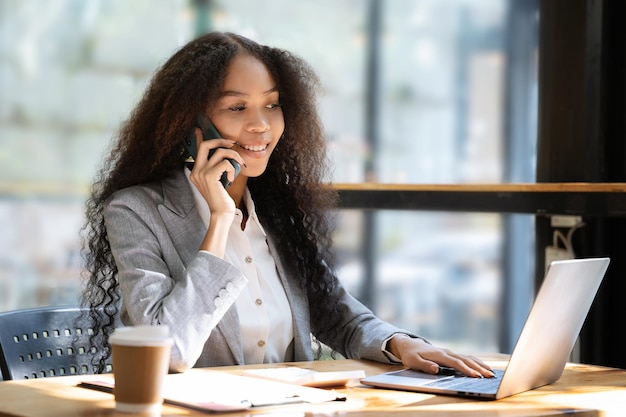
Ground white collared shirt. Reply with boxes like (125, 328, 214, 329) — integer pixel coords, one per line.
(185, 169, 294, 363)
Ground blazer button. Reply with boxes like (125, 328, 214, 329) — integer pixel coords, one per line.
(255, 298, 263, 306)
(245, 256, 253, 264)
(257, 340, 266, 348)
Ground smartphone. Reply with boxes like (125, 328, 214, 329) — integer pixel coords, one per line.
(183, 116, 241, 188)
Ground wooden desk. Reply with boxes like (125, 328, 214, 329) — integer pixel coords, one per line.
(0, 357, 624, 417)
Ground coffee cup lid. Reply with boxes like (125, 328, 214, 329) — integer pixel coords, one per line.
(109, 325, 173, 346)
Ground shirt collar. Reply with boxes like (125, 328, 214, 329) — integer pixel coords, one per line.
(184, 168, 266, 236)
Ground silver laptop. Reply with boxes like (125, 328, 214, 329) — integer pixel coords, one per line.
(361, 257, 610, 400)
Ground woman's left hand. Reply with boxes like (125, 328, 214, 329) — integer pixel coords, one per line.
(388, 335, 495, 378)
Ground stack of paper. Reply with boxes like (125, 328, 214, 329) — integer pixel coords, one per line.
(79, 368, 346, 412)
(243, 366, 366, 387)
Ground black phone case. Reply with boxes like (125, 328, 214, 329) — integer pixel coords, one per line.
(184, 116, 241, 188)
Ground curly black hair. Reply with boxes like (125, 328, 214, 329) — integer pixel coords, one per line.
(80, 32, 341, 371)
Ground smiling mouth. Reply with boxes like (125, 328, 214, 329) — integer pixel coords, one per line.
(240, 143, 268, 152)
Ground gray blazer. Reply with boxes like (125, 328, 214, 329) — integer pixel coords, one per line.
(104, 169, 416, 371)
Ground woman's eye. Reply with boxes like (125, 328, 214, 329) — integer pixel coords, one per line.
(267, 103, 282, 109)
(229, 106, 246, 112)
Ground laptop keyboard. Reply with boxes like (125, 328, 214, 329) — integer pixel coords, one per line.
(424, 369, 504, 393)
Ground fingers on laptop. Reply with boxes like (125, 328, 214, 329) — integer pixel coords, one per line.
(437, 355, 495, 378)
(396, 338, 495, 378)
(409, 351, 495, 378)
(453, 356, 496, 378)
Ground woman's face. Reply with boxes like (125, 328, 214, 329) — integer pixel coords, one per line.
(208, 54, 285, 178)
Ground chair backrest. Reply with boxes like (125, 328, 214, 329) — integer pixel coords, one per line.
(0, 306, 112, 380)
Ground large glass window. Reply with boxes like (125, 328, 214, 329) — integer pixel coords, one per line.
(0, 0, 190, 310)
(0, 0, 537, 354)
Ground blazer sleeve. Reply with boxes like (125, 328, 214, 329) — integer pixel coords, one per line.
(312, 278, 424, 364)
(104, 185, 247, 372)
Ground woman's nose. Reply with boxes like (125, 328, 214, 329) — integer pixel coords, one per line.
(245, 110, 271, 132)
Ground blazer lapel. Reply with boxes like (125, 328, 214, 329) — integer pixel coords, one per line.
(158, 169, 207, 266)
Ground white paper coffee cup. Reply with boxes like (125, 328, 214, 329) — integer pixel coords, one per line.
(109, 325, 173, 414)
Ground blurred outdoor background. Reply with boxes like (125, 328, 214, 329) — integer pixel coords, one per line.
(0, 0, 538, 355)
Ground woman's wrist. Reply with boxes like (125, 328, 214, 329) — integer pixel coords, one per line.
(388, 334, 412, 361)
(200, 212, 234, 256)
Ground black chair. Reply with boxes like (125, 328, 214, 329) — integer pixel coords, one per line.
(0, 306, 112, 380)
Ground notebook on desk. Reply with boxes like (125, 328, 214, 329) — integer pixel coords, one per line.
(361, 257, 610, 400)
(80, 368, 345, 412)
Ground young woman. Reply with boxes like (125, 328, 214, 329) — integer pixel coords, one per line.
(82, 32, 493, 378)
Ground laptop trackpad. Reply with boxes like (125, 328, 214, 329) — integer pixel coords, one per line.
(379, 369, 453, 385)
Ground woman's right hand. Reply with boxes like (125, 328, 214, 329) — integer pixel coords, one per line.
(188, 128, 245, 256)
(188, 128, 244, 215)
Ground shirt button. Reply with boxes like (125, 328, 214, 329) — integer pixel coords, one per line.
(257, 340, 266, 348)
(245, 256, 253, 263)
(255, 298, 263, 306)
